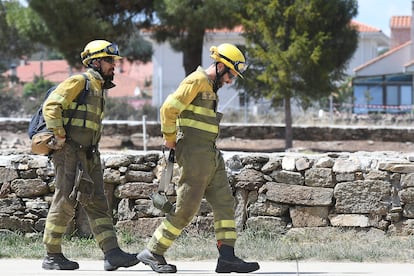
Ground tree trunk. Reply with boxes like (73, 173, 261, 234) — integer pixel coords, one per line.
(284, 96, 293, 149)
(182, 30, 205, 76)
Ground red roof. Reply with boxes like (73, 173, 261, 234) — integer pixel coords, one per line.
(350, 20, 381, 33)
(3, 59, 152, 98)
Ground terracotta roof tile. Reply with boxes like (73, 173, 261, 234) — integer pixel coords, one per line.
(350, 20, 381, 33)
(390, 16, 411, 29)
(207, 25, 244, 33)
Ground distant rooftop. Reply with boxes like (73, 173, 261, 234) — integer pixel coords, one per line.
(390, 16, 411, 29)
(351, 20, 382, 33)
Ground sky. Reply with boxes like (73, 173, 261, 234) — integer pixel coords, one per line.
(15, 0, 411, 38)
(355, 0, 412, 36)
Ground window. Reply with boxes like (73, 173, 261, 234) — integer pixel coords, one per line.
(353, 74, 413, 114)
(401, 85, 412, 112)
(353, 85, 383, 114)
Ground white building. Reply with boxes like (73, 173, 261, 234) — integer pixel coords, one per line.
(353, 2, 414, 114)
(150, 27, 245, 117)
(148, 19, 391, 117)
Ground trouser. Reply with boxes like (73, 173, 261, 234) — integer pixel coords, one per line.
(147, 136, 237, 255)
(42, 143, 119, 254)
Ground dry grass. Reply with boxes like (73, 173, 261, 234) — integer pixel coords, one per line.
(2, 227, 414, 263)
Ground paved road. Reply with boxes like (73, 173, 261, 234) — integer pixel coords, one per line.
(2, 259, 414, 276)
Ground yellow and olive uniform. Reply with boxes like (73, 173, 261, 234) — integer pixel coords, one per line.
(147, 66, 237, 255)
(42, 69, 119, 254)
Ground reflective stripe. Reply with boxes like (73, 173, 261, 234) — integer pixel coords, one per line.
(70, 102, 102, 114)
(95, 230, 116, 243)
(177, 118, 218, 134)
(162, 220, 182, 236)
(216, 231, 237, 240)
(165, 95, 186, 112)
(215, 220, 236, 229)
(63, 118, 101, 131)
(90, 217, 113, 228)
(45, 221, 66, 233)
(47, 118, 65, 129)
(48, 91, 71, 107)
(162, 125, 177, 133)
(186, 104, 216, 117)
(43, 235, 62, 245)
(154, 228, 174, 247)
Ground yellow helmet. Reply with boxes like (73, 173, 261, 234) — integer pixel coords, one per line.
(80, 40, 122, 66)
(210, 43, 247, 78)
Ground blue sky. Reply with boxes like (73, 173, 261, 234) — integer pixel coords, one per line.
(355, 0, 411, 36)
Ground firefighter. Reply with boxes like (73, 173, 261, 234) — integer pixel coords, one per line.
(137, 43, 260, 273)
(41, 40, 139, 271)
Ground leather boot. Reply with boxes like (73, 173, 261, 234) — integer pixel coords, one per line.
(215, 244, 260, 273)
(137, 248, 177, 273)
(42, 253, 79, 270)
(104, 247, 140, 271)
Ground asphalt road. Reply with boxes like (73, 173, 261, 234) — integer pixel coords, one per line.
(2, 259, 414, 276)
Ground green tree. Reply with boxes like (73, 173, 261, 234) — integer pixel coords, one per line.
(7, 0, 154, 67)
(0, 1, 37, 71)
(23, 76, 55, 99)
(152, 0, 241, 75)
(240, 0, 358, 149)
(22, 76, 56, 114)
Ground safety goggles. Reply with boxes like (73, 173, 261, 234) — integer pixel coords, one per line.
(219, 54, 247, 75)
(91, 43, 119, 57)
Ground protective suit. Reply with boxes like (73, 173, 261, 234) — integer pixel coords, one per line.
(41, 40, 138, 272)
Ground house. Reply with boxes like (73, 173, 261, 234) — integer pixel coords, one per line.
(3, 58, 152, 107)
(352, 2, 414, 114)
(3, 16, 392, 116)
(346, 20, 389, 76)
(149, 26, 246, 116)
(149, 21, 390, 116)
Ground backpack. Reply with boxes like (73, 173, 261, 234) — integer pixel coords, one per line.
(28, 73, 90, 154)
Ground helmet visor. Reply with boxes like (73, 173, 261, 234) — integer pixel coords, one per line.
(219, 54, 247, 75)
(91, 43, 120, 57)
(234, 61, 248, 74)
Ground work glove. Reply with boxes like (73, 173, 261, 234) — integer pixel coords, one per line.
(47, 135, 66, 150)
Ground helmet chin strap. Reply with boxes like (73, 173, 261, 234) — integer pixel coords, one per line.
(213, 63, 228, 93)
(88, 60, 113, 82)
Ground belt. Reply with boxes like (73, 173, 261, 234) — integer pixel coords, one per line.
(66, 139, 98, 159)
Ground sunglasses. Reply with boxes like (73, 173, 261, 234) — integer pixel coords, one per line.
(227, 70, 236, 80)
(101, 57, 115, 64)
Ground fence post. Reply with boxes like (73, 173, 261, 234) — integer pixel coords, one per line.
(142, 115, 147, 152)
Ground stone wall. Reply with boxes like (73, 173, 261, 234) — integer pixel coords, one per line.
(3, 118, 414, 142)
(2, 150, 414, 237)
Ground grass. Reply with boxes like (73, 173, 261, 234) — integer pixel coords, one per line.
(2, 227, 414, 263)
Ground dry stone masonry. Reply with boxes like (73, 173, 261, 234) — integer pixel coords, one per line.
(2, 150, 414, 236)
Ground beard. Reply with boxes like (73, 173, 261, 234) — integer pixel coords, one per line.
(102, 71, 114, 82)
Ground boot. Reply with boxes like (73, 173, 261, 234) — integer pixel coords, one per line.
(104, 247, 140, 271)
(137, 248, 177, 273)
(42, 253, 79, 270)
(215, 244, 260, 273)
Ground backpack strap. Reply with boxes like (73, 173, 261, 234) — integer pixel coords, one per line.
(65, 73, 90, 132)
